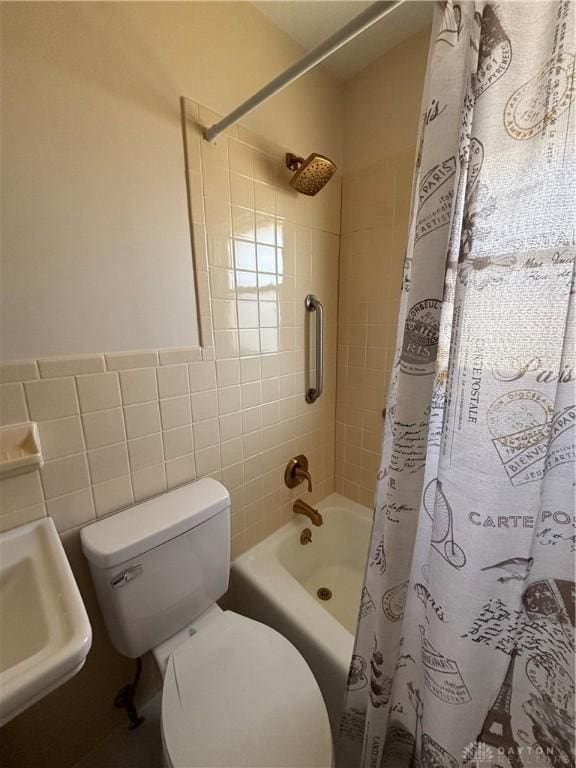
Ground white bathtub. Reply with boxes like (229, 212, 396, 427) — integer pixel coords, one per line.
(229, 493, 372, 735)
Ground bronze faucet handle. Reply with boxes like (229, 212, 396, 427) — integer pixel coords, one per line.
(284, 454, 313, 492)
(293, 466, 312, 492)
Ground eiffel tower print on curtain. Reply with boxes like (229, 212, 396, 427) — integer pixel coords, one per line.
(476, 649, 523, 768)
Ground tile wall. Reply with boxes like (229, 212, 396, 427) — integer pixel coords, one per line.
(0, 100, 341, 558)
(334, 28, 430, 505)
(334, 155, 412, 506)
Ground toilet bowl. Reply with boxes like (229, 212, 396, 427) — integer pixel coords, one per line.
(158, 606, 331, 767)
(81, 479, 333, 767)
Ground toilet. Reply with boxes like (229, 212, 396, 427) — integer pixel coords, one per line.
(80, 478, 333, 767)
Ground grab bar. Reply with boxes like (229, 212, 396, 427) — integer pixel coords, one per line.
(305, 294, 324, 403)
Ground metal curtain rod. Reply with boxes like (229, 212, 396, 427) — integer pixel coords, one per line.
(204, 0, 403, 142)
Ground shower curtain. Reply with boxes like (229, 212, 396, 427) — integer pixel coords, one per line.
(340, 2, 575, 767)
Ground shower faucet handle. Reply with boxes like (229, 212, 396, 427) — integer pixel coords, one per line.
(284, 455, 312, 492)
(294, 466, 313, 493)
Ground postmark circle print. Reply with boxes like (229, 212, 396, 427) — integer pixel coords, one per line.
(504, 52, 575, 141)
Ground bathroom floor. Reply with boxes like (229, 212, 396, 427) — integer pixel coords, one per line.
(73, 696, 163, 768)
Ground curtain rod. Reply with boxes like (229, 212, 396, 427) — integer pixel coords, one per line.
(203, 0, 404, 142)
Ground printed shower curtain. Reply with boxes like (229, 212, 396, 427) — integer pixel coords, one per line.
(340, 2, 575, 767)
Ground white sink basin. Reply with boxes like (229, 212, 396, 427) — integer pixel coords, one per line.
(0, 517, 92, 726)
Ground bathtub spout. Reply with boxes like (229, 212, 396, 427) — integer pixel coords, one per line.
(294, 498, 323, 526)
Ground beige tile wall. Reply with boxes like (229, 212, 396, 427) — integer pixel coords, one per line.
(334, 28, 430, 505)
(0, 100, 340, 559)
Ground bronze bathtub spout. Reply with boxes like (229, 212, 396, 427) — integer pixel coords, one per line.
(293, 498, 323, 526)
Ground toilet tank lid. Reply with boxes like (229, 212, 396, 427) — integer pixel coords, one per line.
(80, 479, 229, 569)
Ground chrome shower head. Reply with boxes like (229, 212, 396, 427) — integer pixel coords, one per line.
(286, 152, 337, 196)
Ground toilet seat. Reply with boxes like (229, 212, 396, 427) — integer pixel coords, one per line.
(161, 610, 333, 768)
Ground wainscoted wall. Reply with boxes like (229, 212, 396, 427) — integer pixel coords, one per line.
(0, 103, 340, 549)
(0, 107, 340, 767)
(0, 4, 429, 765)
(0, 3, 341, 766)
(335, 28, 430, 505)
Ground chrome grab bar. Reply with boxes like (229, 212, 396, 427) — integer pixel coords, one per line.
(305, 294, 324, 403)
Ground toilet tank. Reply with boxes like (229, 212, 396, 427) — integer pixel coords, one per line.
(81, 479, 230, 658)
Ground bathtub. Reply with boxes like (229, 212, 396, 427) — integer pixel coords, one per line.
(229, 493, 372, 736)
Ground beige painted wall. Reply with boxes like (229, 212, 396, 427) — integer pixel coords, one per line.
(1, 1, 342, 359)
(335, 27, 430, 504)
(342, 25, 430, 172)
(0, 4, 342, 766)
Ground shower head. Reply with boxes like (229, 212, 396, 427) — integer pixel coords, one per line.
(286, 152, 337, 196)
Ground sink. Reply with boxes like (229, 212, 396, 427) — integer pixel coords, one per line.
(0, 517, 92, 726)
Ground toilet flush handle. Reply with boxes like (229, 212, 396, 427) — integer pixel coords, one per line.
(111, 564, 143, 589)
